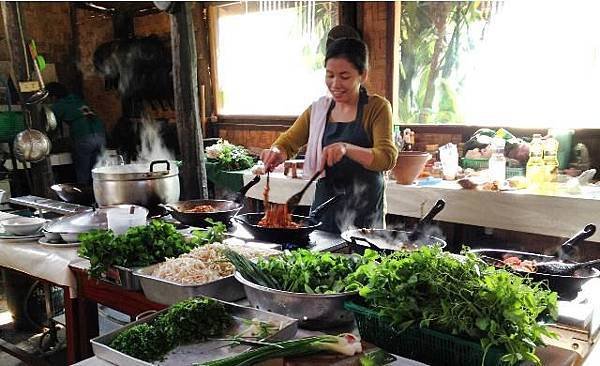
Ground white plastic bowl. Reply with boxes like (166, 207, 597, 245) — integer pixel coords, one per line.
(2, 217, 47, 236)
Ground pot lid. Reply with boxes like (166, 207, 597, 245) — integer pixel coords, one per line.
(45, 205, 148, 233)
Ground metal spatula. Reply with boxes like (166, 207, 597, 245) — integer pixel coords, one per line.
(286, 169, 323, 213)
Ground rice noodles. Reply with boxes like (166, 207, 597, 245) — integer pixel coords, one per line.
(258, 171, 300, 228)
(152, 243, 279, 285)
(258, 204, 300, 228)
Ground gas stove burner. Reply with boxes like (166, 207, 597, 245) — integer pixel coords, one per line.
(280, 238, 311, 250)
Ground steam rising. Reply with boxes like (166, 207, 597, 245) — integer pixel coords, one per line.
(335, 179, 447, 248)
(137, 118, 175, 163)
(94, 117, 175, 170)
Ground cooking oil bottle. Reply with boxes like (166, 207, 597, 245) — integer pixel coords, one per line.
(542, 138, 559, 193)
(543, 138, 559, 182)
(526, 134, 545, 191)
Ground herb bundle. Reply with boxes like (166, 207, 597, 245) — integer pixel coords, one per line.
(110, 298, 232, 362)
(349, 246, 558, 365)
(206, 139, 255, 171)
(190, 218, 227, 245)
(79, 220, 198, 279)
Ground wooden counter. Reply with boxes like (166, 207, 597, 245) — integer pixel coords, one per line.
(241, 172, 600, 242)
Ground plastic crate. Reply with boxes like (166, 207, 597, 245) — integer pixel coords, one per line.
(345, 301, 506, 366)
(506, 167, 526, 178)
(461, 158, 489, 170)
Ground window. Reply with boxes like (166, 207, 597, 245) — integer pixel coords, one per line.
(398, 0, 600, 128)
(212, 1, 338, 116)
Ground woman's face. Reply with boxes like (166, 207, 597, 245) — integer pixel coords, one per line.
(325, 57, 365, 104)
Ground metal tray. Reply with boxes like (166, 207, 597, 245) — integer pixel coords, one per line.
(102, 265, 142, 291)
(91, 299, 298, 366)
(135, 264, 245, 305)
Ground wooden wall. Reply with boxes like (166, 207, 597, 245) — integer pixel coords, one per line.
(0, 2, 73, 84)
(76, 9, 121, 135)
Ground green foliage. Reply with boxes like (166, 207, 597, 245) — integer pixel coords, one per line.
(214, 144, 254, 171)
(154, 297, 233, 345)
(110, 298, 232, 362)
(349, 246, 558, 365)
(108, 323, 170, 362)
(190, 219, 227, 246)
(398, 1, 490, 124)
(79, 220, 199, 279)
(225, 249, 369, 294)
(206, 140, 255, 171)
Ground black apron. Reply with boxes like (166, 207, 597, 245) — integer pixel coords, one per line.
(310, 90, 385, 233)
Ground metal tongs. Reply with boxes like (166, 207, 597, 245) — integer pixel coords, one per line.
(285, 169, 323, 213)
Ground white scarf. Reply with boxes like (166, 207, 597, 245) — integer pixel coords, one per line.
(303, 96, 333, 178)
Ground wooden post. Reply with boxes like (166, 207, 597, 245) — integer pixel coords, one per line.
(170, 2, 208, 199)
(1, 1, 54, 197)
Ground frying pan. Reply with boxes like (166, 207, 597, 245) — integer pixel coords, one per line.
(162, 176, 261, 228)
(470, 248, 600, 300)
(51, 183, 95, 205)
(341, 199, 447, 255)
(233, 194, 343, 244)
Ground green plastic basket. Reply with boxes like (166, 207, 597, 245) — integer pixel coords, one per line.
(345, 301, 506, 366)
(506, 167, 526, 178)
(0, 111, 25, 143)
(461, 158, 489, 170)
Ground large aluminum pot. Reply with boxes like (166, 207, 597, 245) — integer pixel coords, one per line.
(92, 160, 180, 207)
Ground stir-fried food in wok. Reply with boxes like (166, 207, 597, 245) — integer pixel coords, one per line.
(502, 256, 536, 273)
(183, 204, 215, 213)
(257, 172, 300, 228)
(258, 204, 300, 228)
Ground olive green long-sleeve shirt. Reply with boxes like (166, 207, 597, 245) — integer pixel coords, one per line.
(273, 94, 398, 171)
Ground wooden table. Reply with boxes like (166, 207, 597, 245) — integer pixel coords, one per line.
(68, 261, 167, 360)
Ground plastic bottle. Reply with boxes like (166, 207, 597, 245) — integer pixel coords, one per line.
(543, 138, 559, 183)
(526, 134, 545, 191)
(488, 138, 506, 182)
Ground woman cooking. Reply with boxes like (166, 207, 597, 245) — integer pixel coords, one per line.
(261, 33, 398, 233)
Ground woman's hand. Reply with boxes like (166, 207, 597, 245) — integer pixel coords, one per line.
(322, 142, 348, 168)
(260, 146, 287, 172)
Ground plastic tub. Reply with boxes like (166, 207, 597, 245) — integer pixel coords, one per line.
(106, 206, 148, 235)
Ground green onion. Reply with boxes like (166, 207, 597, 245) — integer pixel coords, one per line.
(195, 334, 362, 366)
(221, 248, 281, 289)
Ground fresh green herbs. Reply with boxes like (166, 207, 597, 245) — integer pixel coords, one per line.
(79, 220, 197, 279)
(224, 248, 367, 294)
(108, 323, 170, 362)
(110, 298, 232, 362)
(190, 219, 227, 246)
(205, 139, 255, 171)
(349, 246, 558, 365)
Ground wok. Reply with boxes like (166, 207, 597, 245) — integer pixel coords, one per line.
(51, 183, 95, 205)
(342, 199, 447, 255)
(233, 194, 343, 244)
(342, 228, 447, 255)
(162, 176, 261, 228)
(470, 248, 600, 300)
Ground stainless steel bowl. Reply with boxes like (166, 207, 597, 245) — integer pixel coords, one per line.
(60, 232, 82, 243)
(42, 229, 62, 242)
(234, 272, 357, 330)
